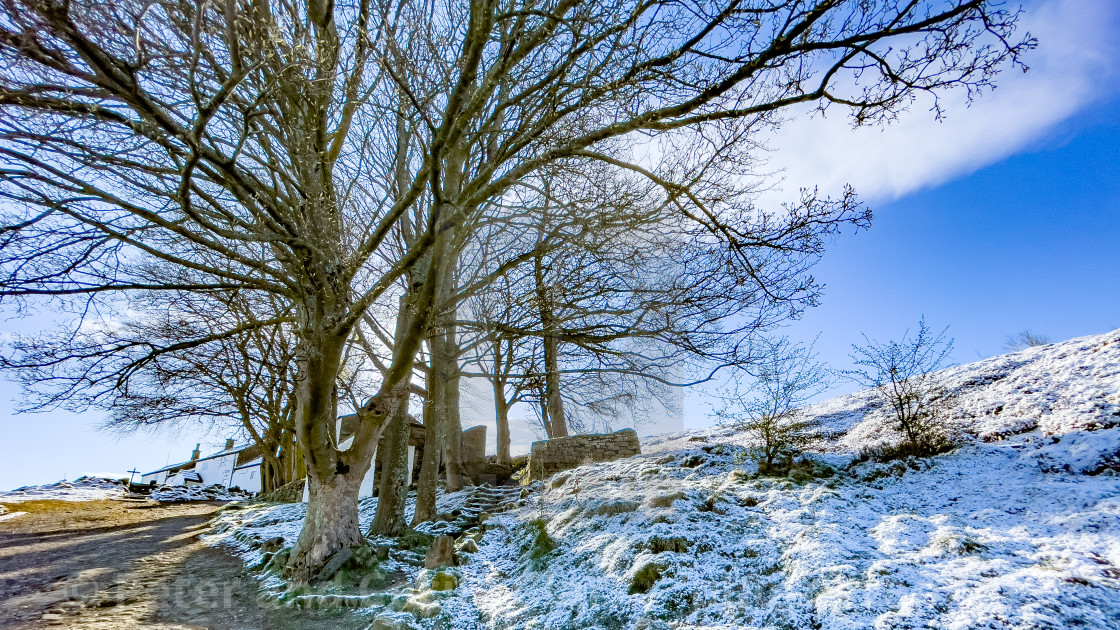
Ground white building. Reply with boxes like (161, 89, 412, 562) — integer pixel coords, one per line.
(141, 440, 263, 493)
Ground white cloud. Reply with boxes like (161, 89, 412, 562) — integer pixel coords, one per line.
(763, 0, 1120, 205)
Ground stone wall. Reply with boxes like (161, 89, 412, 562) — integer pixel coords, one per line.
(528, 429, 641, 480)
(460, 425, 488, 483)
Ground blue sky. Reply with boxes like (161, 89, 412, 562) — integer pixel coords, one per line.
(780, 97, 1120, 388)
(2, 0, 1118, 489)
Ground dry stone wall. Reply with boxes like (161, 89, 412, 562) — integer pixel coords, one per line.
(528, 429, 641, 480)
(460, 425, 488, 483)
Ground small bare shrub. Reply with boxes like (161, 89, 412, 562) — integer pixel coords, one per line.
(715, 336, 830, 475)
(846, 318, 956, 456)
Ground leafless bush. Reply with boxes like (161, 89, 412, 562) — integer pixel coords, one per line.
(716, 337, 830, 475)
(846, 319, 956, 456)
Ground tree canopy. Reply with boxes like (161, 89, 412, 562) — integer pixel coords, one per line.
(0, 0, 1032, 577)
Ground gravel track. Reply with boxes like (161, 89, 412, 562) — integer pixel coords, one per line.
(0, 500, 368, 630)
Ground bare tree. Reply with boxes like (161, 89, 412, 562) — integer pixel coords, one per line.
(0, 0, 442, 579)
(715, 337, 830, 474)
(109, 290, 305, 493)
(466, 275, 538, 464)
(0, 0, 1031, 577)
(465, 166, 849, 442)
(846, 318, 955, 455)
(4, 275, 307, 492)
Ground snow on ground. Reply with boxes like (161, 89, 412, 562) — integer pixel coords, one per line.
(0, 475, 257, 506)
(208, 329, 1120, 629)
(148, 484, 256, 503)
(0, 508, 27, 522)
(0, 475, 128, 503)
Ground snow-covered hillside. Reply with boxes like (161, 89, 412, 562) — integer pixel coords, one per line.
(210, 329, 1120, 629)
(0, 475, 128, 503)
(647, 327, 1120, 471)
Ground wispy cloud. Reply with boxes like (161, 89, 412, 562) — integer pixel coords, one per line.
(763, 0, 1120, 205)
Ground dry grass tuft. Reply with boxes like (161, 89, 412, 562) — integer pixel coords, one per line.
(0, 499, 112, 514)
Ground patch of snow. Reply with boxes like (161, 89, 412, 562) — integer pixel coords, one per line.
(79, 471, 129, 481)
(0, 475, 128, 503)
(448, 438, 1120, 629)
(206, 328, 1120, 629)
(149, 484, 256, 503)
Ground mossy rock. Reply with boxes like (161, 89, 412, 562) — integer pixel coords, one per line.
(349, 543, 390, 569)
(629, 562, 666, 594)
(430, 571, 458, 591)
(263, 548, 290, 572)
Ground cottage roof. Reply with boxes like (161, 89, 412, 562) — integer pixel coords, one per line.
(233, 457, 263, 471)
(195, 443, 253, 462)
(143, 460, 196, 476)
(143, 442, 262, 477)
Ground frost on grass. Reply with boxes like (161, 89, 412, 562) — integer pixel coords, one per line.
(207, 329, 1120, 629)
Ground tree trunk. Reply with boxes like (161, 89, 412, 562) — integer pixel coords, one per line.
(542, 331, 568, 438)
(537, 384, 552, 439)
(259, 425, 304, 493)
(284, 331, 381, 581)
(281, 427, 305, 485)
(286, 469, 366, 581)
(494, 380, 512, 466)
(259, 447, 284, 493)
(412, 366, 444, 525)
(442, 325, 465, 492)
(413, 324, 456, 524)
(369, 290, 421, 535)
(534, 250, 568, 438)
(411, 141, 467, 524)
(412, 327, 462, 520)
(444, 389, 463, 490)
(368, 395, 410, 536)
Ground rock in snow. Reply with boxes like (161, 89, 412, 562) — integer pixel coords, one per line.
(208, 328, 1120, 629)
(425, 535, 457, 569)
(149, 484, 255, 503)
(0, 475, 128, 503)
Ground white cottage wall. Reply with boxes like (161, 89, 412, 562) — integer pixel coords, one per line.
(230, 465, 262, 493)
(194, 452, 237, 486)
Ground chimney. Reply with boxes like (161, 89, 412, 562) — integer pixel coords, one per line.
(224, 438, 235, 451)
(190, 443, 200, 461)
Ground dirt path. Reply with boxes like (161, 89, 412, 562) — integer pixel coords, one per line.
(0, 500, 369, 630)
